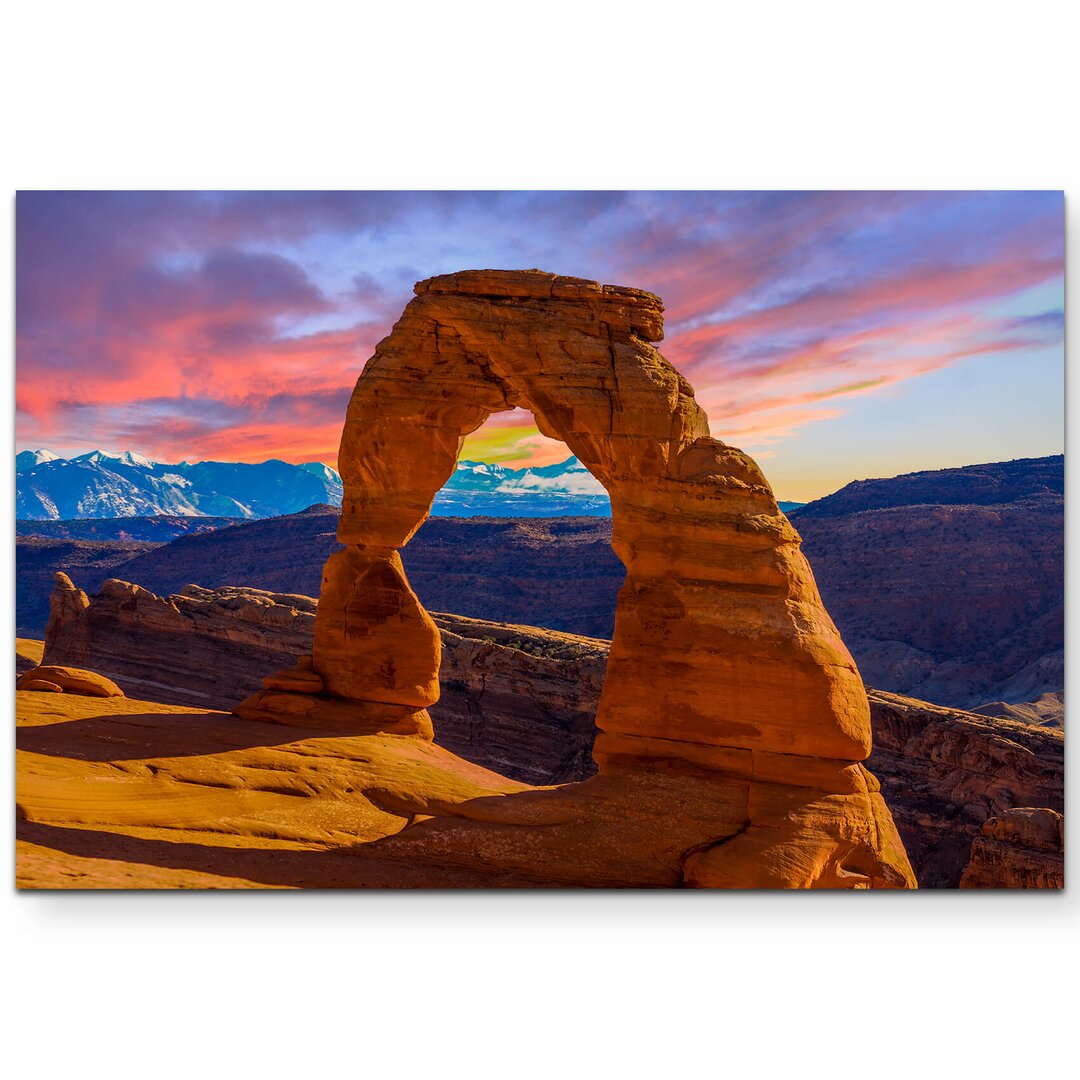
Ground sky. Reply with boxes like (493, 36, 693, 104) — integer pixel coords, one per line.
(15, 190, 1064, 502)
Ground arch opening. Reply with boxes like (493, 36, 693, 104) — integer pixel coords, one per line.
(408, 413, 623, 784)
(408, 413, 620, 634)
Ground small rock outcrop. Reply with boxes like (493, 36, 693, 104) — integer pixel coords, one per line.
(17, 664, 123, 698)
(960, 808, 1064, 888)
(19, 678, 63, 693)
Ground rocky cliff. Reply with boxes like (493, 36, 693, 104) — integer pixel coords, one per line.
(42, 574, 1062, 885)
(44, 573, 316, 709)
(431, 613, 606, 784)
(865, 691, 1063, 887)
(958, 808, 1064, 888)
(791, 455, 1063, 712)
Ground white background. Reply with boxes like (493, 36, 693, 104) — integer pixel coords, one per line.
(2, 3, 1077, 1077)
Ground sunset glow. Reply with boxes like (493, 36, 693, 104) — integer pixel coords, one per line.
(16, 191, 1063, 500)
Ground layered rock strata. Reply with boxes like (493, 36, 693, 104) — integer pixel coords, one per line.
(792, 457, 1063, 711)
(959, 808, 1064, 889)
(866, 691, 1063, 887)
(42, 576, 608, 785)
(44, 572, 315, 709)
(429, 614, 606, 784)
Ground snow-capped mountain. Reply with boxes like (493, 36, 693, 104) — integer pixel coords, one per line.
(16, 448, 799, 522)
(434, 456, 612, 517)
(15, 450, 344, 521)
(16, 448, 60, 471)
(444, 456, 606, 496)
(75, 449, 157, 469)
(297, 461, 344, 488)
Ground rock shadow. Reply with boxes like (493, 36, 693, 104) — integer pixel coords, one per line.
(17, 710, 330, 763)
(16, 819, 513, 889)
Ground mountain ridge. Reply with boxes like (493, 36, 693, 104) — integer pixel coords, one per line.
(16, 450, 343, 520)
(791, 454, 1063, 520)
(791, 454, 1062, 712)
(16, 448, 805, 519)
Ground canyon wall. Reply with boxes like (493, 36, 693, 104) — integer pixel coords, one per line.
(42, 574, 604, 786)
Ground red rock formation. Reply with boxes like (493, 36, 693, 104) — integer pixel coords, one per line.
(234, 269, 913, 889)
(430, 613, 606, 783)
(867, 690, 1063, 886)
(960, 808, 1064, 889)
(42, 574, 608, 783)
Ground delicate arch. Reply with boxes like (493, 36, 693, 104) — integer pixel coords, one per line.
(305, 270, 871, 770)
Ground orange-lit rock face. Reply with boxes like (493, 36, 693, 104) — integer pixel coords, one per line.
(240, 268, 915, 888)
(313, 548, 441, 707)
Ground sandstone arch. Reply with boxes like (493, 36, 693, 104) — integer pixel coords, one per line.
(236, 269, 915, 888)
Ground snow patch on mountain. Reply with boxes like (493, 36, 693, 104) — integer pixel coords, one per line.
(496, 470, 606, 496)
(298, 462, 343, 486)
(16, 448, 60, 471)
(75, 450, 158, 468)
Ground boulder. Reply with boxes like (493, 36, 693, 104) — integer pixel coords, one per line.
(18, 664, 123, 698)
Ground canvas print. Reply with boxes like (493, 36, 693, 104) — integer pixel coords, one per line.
(14, 191, 1064, 889)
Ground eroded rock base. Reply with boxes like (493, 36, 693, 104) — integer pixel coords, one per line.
(17, 690, 913, 889)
